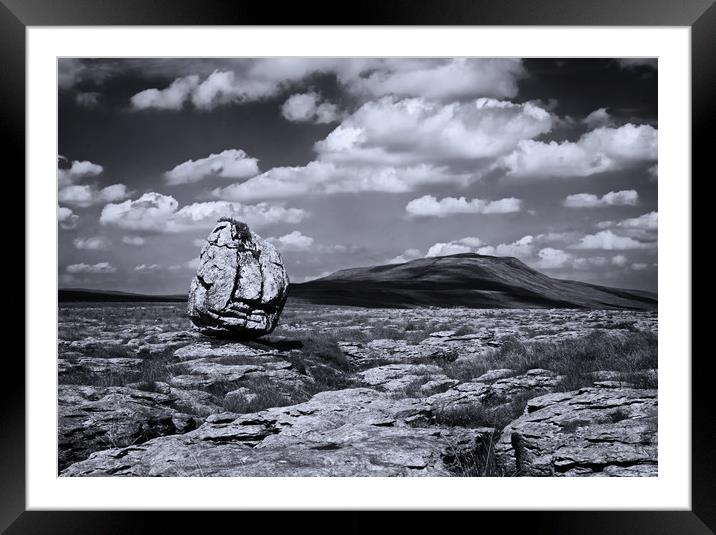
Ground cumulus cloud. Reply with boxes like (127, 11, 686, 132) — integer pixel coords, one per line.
(385, 248, 423, 264)
(426, 237, 483, 257)
(266, 231, 314, 251)
(648, 164, 658, 181)
(58, 206, 79, 230)
(192, 70, 279, 110)
(405, 195, 522, 217)
(58, 158, 104, 187)
(100, 193, 207, 233)
(58, 183, 133, 208)
(563, 189, 639, 208)
(597, 212, 657, 243)
(135, 264, 162, 273)
(58, 158, 133, 208)
(281, 92, 341, 124)
(498, 123, 657, 179)
(122, 236, 146, 246)
(571, 230, 654, 250)
(404, 235, 625, 272)
(477, 235, 535, 258)
(130, 66, 290, 111)
(100, 192, 306, 233)
(214, 161, 470, 201)
(214, 97, 552, 201)
(534, 231, 573, 244)
(535, 247, 572, 269)
(99, 184, 133, 202)
(425, 235, 536, 259)
(348, 58, 526, 101)
(73, 236, 111, 250)
(66, 262, 117, 274)
(619, 211, 658, 230)
(316, 97, 553, 166)
(129, 59, 527, 111)
(631, 263, 649, 271)
(130, 75, 200, 110)
(164, 149, 259, 185)
(131, 69, 279, 111)
(611, 254, 628, 267)
(582, 108, 614, 129)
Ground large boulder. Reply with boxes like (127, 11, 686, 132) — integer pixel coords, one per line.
(188, 219, 289, 338)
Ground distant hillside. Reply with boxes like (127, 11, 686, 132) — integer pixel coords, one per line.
(59, 289, 187, 303)
(289, 253, 657, 310)
(60, 254, 657, 310)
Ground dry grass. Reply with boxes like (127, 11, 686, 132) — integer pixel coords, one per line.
(58, 369, 132, 387)
(221, 377, 310, 414)
(441, 330, 657, 390)
(443, 433, 502, 477)
(58, 357, 187, 390)
(295, 332, 351, 370)
(433, 391, 540, 430)
(453, 324, 478, 336)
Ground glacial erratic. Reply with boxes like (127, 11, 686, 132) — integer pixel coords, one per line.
(187, 219, 289, 339)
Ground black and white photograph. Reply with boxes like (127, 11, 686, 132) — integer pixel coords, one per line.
(57, 57, 658, 477)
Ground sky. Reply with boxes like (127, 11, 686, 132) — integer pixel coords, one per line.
(58, 58, 658, 295)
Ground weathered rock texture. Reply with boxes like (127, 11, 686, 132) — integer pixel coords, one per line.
(61, 389, 495, 477)
(58, 385, 205, 471)
(58, 303, 659, 477)
(495, 387, 657, 476)
(188, 220, 289, 338)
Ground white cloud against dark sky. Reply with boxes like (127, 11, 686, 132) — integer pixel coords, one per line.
(164, 149, 259, 185)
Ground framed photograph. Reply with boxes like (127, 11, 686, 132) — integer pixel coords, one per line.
(5, 0, 708, 530)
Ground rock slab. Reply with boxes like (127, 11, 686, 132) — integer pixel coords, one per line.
(495, 387, 657, 476)
(61, 388, 494, 477)
(58, 385, 204, 471)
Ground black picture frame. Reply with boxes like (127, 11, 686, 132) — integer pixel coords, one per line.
(2, 0, 708, 530)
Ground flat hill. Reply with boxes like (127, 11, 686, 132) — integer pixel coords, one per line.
(289, 253, 657, 310)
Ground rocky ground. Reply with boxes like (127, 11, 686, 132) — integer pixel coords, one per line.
(58, 301, 658, 476)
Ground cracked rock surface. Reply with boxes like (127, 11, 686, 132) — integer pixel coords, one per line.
(187, 220, 289, 338)
(58, 384, 207, 471)
(495, 387, 657, 476)
(61, 388, 494, 477)
(58, 302, 658, 477)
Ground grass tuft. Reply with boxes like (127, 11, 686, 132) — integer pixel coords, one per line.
(221, 377, 309, 414)
(297, 333, 351, 370)
(441, 331, 657, 391)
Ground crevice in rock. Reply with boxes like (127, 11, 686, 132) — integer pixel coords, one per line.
(196, 274, 212, 291)
(105, 465, 133, 475)
(311, 443, 342, 451)
(201, 427, 280, 445)
(226, 248, 243, 311)
(554, 459, 655, 474)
